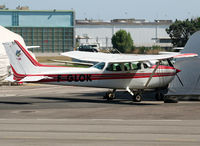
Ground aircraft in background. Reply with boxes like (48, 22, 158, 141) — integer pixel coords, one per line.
(4, 40, 197, 102)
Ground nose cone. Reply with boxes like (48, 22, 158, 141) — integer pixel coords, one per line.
(176, 69, 181, 73)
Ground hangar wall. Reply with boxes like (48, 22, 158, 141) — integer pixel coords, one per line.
(76, 20, 172, 48)
(0, 10, 75, 53)
(167, 31, 200, 96)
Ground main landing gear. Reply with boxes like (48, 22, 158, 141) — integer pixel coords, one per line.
(104, 88, 143, 102)
(103, 88, 177, 103)
(103, 89, 116, 101)
(126, 87, 143, 102)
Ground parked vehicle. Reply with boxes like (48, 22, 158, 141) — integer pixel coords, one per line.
(77, 44, 100, 52)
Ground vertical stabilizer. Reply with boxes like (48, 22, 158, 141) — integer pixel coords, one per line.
(3, 40, 39, 76)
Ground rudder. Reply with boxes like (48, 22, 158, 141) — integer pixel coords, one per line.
(3, 40, 39, 76)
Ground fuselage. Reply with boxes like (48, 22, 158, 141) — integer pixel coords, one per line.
(12, 61, 178, 90)
(4, 40, 180, 91)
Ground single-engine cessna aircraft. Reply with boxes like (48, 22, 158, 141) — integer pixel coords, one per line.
(4, 40, 198, 102)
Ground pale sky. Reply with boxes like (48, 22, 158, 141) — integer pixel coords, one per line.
(1, 0, 200, 21)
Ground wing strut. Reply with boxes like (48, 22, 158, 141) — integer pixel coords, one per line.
(145, 60, 161, 88)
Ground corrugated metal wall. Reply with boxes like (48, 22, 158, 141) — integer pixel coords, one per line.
(0, 10, 75, 52)
(76, 24, 171, 48)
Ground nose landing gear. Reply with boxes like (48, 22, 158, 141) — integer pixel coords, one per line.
(132, 93, 142, 102)
(126, 87, 143, 102)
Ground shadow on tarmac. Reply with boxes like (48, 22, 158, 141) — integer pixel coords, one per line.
(0, 101, 32, 105)
(74, 90, 157, 101)
(31, 90, 159, 106)
(0, 91, 160, 106)
(32, 97, 158, 106)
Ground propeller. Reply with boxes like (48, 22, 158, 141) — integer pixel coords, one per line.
(167, 59, 184, 87)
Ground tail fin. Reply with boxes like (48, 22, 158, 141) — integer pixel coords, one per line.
(3, 40, 40, 76)
(4, 40, 66, 82)
(3, 40, 52, 82)
(4, 40, 65, 83)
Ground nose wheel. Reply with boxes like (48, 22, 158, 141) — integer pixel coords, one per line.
(126, 87, 142, 102)
(132, 93, 142, 102)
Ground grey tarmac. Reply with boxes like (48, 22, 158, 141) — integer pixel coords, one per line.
(0, 84, 200, 146)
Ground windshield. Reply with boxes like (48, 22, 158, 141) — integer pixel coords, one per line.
(93, 62, 105, 70)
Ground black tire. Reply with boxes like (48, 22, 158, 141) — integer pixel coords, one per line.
(164, 96, 178, 103)
(104, 92, 115, 101)
(133, 94, 142, 102)
(155, 92, 165, 101)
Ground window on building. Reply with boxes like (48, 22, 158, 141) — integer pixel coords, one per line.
(7, 27, 74, 53)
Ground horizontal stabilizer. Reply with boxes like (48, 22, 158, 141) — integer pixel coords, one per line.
(26, 46, 40, 50)
(5, 75, 15, 82)
(20, 76, 52, 82)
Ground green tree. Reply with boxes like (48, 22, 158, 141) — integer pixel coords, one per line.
(166, 19, 200, 47)
(193, 17, 200, 30)
(111, 30, 134, 53)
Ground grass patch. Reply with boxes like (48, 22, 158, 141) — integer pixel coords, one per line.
(36, 56, 72, 63)
(36, 56, 89, 68)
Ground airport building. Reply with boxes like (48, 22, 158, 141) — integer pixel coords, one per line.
(76, 19, 173, 48)
(0, 7, 75, 53)
(0, 6, 172, 52)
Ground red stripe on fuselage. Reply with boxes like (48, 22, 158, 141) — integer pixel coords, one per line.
(11, 66, 176, 82)
(151, 65, 175, 70)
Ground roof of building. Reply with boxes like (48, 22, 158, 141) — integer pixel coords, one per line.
(76, 19, 173, 26)
(0, 9, 74, 13)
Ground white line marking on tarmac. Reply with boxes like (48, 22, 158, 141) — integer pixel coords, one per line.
(0, 94, 16, 97)
(0, 118, 183, 122)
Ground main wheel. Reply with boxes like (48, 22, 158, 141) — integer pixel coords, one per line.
(133, 94, 142, 102)
(164, 96, 178, 103)
(104, 91, 116, 101)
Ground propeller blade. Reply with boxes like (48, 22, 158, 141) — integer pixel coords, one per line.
(176, 74, 184, 87)
(167, 59, 184, 86)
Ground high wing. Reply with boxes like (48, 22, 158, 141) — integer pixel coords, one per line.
(173, 53, 198, 58)
(61, 51, 198, 63)
(159, 51, 198, 58)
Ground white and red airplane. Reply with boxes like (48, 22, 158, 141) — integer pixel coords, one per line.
(3, 40, 198, 102)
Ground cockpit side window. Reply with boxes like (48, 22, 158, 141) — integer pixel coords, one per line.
(124, 63, 131, 71)
(131, 62, 141, 70)
(106, 63, 122, 71)
(142, 61, 152, 69)
(143, 63, 148, 69)
(160, 60, 170, 66)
